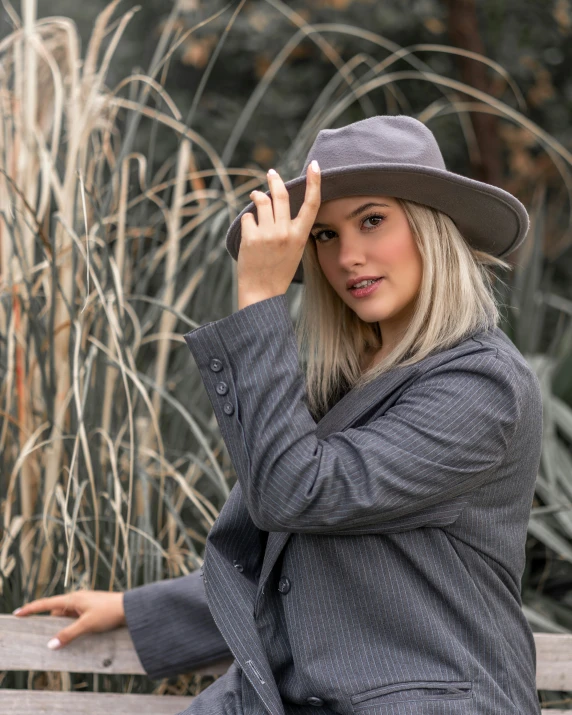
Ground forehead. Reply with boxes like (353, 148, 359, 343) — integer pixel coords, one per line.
(316, 195, 396, 215)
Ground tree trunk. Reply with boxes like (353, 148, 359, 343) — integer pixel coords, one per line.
(445, 0, 503, 186)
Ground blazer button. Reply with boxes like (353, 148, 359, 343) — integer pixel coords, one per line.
(306, 696, 324, 706)
(223, 402, 235, 416)
(233, 560, 244, 573)
(278, 577, 291, 594)
(209, 358, 223, 372)
(216, 381, 229, 395)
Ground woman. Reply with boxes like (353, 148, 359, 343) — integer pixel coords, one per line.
(15, 116, 543, 715)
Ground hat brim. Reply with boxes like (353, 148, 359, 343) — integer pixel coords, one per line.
(225, 163, 530, 284)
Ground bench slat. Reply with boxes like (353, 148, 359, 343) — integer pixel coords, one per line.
(0, 616, 232, 676)
(0, 690, 568, 715)
(534, 633, 572, 691)
(1, 616, 571, 709)
(0, 689, 193, 714)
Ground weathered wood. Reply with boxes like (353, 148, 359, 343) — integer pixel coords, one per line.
(0, 616, 145, 675)
(0, 689, 193, 714)
(0, 616, 233, 676)
(9, 693, 572, 715)
(0, 690, 568, 715)
(534, 633, 572, 691)
(1, 616, 571, 713)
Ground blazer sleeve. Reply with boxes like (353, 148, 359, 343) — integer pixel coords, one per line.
(123, 569, 232, 679)
(184, 294, 522, 534)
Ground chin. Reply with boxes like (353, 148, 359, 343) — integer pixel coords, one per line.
(352, 300, 391, 320)
(349, 310, 385, 325)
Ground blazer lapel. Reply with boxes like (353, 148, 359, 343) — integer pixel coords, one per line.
(257, 362, 421, 595)
(203, 484, 286, 715)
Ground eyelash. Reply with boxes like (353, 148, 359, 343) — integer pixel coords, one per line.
(310, 213, 386, 243)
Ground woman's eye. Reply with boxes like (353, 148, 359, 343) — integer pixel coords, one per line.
(313, 229, 337, 243)
(363, 215, 385, 229)
(312, 215, 385, 242)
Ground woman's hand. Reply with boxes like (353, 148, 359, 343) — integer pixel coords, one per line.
(13, 590, 126, 650)
(237, 160, 321, 309)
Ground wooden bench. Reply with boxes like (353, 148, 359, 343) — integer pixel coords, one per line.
(0, 616, 570, 713)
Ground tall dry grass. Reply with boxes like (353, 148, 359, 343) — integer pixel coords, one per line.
(0, 0, 572, 703)
(0, 0, 246, 601)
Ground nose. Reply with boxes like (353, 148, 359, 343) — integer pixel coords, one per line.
(336, 229, 366, 271)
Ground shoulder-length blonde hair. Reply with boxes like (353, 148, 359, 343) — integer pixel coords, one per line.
(296, 197, 512, 421)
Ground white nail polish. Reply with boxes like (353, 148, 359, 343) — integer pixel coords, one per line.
(47, 638, 61, 650)
(311, 160, 320, 173)
(12, 608, 22, 615)
(267, 168, 277, 175)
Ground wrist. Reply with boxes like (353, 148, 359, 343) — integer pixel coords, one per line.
(119, 592, 127, 627)
(237, 291, 281, 310)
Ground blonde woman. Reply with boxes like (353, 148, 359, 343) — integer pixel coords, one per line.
(16, 116, 543, 715)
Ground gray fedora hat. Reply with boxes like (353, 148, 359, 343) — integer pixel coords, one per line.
(225, 114, 530, 284)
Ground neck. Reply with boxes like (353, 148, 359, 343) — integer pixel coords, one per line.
(360, 318, 411, 373)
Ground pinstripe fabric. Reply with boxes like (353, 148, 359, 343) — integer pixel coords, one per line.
(123, 566, 232, 679)
(124, 294, 543, 715)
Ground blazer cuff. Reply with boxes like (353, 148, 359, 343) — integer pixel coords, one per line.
(184, 293, 292, 354)
(183, 294, 296, 482)
(123, 570, 232, 679)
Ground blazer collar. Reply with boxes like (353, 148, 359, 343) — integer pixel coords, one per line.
(315, 361, 421, 437)
(316, 323, 497, 436)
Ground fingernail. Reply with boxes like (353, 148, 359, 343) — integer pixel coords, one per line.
(310, 160, 320, 173)
(47, 638, 61, 650)
(267, 168, 277, 175)
(12, 608, 22, 615)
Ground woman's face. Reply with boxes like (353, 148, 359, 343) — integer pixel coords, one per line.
(310, 195, 423, 339)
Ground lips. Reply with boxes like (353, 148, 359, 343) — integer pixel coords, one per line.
(346, 276, 383, 290)
(348, 277, 384, 298)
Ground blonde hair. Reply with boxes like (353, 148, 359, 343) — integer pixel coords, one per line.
(296, 198, 512, 421)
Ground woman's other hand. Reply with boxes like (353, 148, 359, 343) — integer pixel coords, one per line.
(237, 160, 321, 308)
(12, 591, 126, 650)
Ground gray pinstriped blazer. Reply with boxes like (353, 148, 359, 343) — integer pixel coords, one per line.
(123, 294, 543, 715)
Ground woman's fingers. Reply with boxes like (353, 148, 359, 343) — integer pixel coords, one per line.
(51, 607, 81, 618)
(249, 190, 274, 229)
(266, 169, 291, 228)
(49, 615, 91, 650)
(247, 162, 320, 240)
(294, 160, 321, 234)
(13, 595, 83, 651)
(13, 595, 71, 616)
(13, 591, 126, 650)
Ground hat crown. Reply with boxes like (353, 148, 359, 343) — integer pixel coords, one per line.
(225, 113, 529, 283)
(301, 115, 446, 175)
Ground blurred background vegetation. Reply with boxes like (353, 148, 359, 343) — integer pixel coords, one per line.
(1, 0, 572, 709)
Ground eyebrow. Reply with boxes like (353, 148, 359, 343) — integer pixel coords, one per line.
(311, 202, 391, 229)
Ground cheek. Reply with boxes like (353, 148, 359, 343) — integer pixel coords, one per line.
(383, 233, 423, 291)
(316, 249, 334, 279)
(380, 232, 419, 267)
(406, 242, 423, 285)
